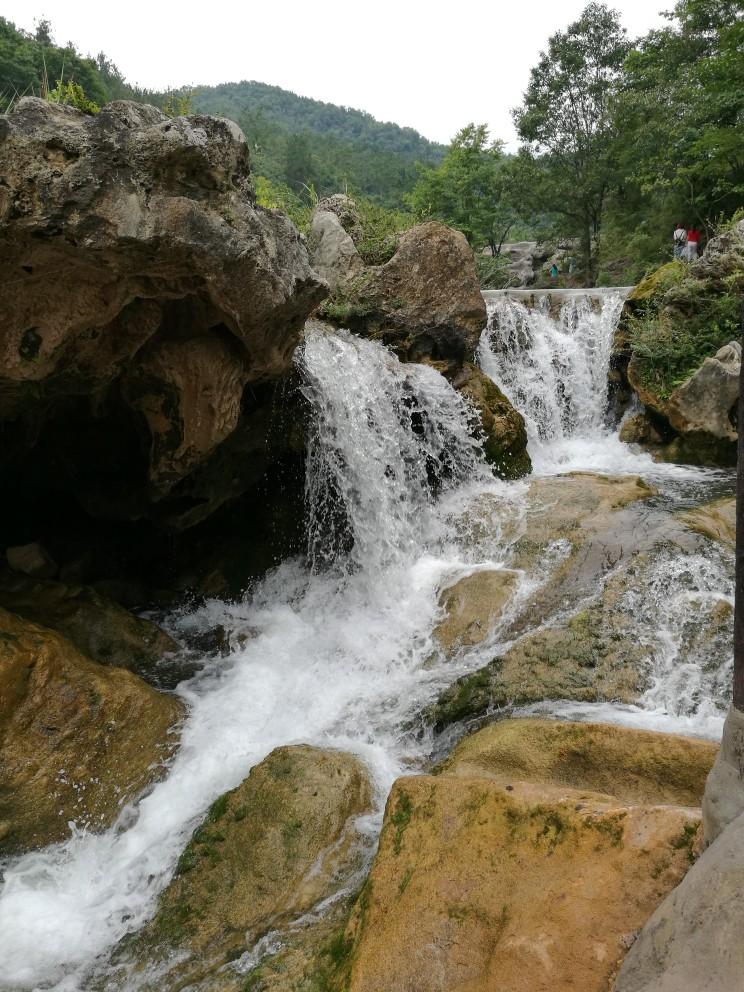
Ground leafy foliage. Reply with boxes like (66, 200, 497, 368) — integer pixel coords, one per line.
(408, 124, 523, 254)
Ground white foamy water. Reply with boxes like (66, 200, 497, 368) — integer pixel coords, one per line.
(0, 327, 518, 991)
(0, 311, 734, 991)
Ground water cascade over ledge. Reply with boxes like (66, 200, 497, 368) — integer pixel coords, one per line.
(0, 314, 734, 992)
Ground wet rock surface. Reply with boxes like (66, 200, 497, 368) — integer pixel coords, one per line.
(111, 745, 371, 990)
(427, 472, 730, 732)
(339, 720, 710, 992)
(0, 607, 182, 856)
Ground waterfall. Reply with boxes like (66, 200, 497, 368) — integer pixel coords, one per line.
(0, 329, 508, 992)
(300, 325, 490, 573)
(478, 290, 629, 473)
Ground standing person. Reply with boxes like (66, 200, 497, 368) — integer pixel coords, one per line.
(673, 222, 687, 259)
(686, 225, 701, 261)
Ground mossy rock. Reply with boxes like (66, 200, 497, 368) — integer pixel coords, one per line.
(439, 719, 718, 807)
(114, 745, 372, 990)
(342, 749, 704, 992)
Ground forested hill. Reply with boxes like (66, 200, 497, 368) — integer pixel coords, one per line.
(192, 82, 445, 206)
(194, 81, 443, 160)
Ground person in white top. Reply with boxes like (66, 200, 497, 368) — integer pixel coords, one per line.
(673, 223, 687, 259)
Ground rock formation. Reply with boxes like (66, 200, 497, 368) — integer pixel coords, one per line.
(338, 720, 715, 992)
(615, 809, 744, 992)
(0, 607, 183, 856)
(614, 220, 744, 464)
(310, 198, 531, 478)
(0, 97, 326, 567)
(114, 745, 371, 989)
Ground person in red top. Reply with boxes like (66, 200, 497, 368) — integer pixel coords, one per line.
(686, 226, 701, 261)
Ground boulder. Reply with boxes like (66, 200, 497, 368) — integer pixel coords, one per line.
(5, 541, 57, 578)
(666, 341, 740, 441)
(309, 208, 364, 291)
(0, 607, 183, 855)
(440, 719, 717, 807)
(0, 570, 177, 680)
(115, 745, 371, 989)
(318, 219, 486, 373)
(0, 97, 326, 534)
(341, 720, 708, 992)
(454, 364, 531, 478)
(615, 809, 744, 992)
(434, 568, 519, 656)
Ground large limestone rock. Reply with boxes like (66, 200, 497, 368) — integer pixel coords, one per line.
(615, 809, 744, 992)
(316, 218, 486, 372)
(310, 207, 364, 291)
(0, 97, 326, 532)
(114, 745, 371, 989)
(0, 570, 177, 679)
(0, 607, 182, 855)
(441, 719, 717, 807)
(341, 720, 710, 992)
(666, 341, 740, 441)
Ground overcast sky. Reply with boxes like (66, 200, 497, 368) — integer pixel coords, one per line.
(4, 0, 670, 146)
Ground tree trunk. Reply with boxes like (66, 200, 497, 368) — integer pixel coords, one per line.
(735, 299, 744, 711)
(581, 225, 594, 288)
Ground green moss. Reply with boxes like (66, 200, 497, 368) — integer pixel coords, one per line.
(389, 791, 413, 855)
(671, 821, 699, 863)
(585, 811, 626, 847)
(398, 867, 414, 896)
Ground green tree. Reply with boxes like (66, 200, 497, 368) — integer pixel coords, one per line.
(616, 0, 744, 228)
(513, 2, 630, 284)
(408, 123, 519, 254)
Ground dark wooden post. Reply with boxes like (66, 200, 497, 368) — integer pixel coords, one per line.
(735, 298, 744, 711)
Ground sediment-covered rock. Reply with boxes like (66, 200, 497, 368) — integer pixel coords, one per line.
(454, 364, 531, 477)
(679, 495, 736, 548)
(0, 97, 326, 538)
(0, 607, 182, 855)
(340, 720, 710, 992)
(113, 745, 371, 989)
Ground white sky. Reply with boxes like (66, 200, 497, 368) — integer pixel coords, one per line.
(3, 0, 670, 146)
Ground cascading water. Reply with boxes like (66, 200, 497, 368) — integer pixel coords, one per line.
(0, 326, 514, 992)
(479, 290, 650, 474)
(0, 316, 734, 992)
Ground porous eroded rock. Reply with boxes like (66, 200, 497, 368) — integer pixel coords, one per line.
(0, 97, 326, 530)
(115, 745, 371, 989)
(0, 607, 182, 855)
(0, 570, 177, 679)
(317, 219, 486, 372)
(434, 568, 519, 656)
(615, 809, 744, 992)
(341, 720, 707, 992)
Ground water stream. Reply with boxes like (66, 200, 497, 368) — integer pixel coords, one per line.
(0, 299, 734, 991)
